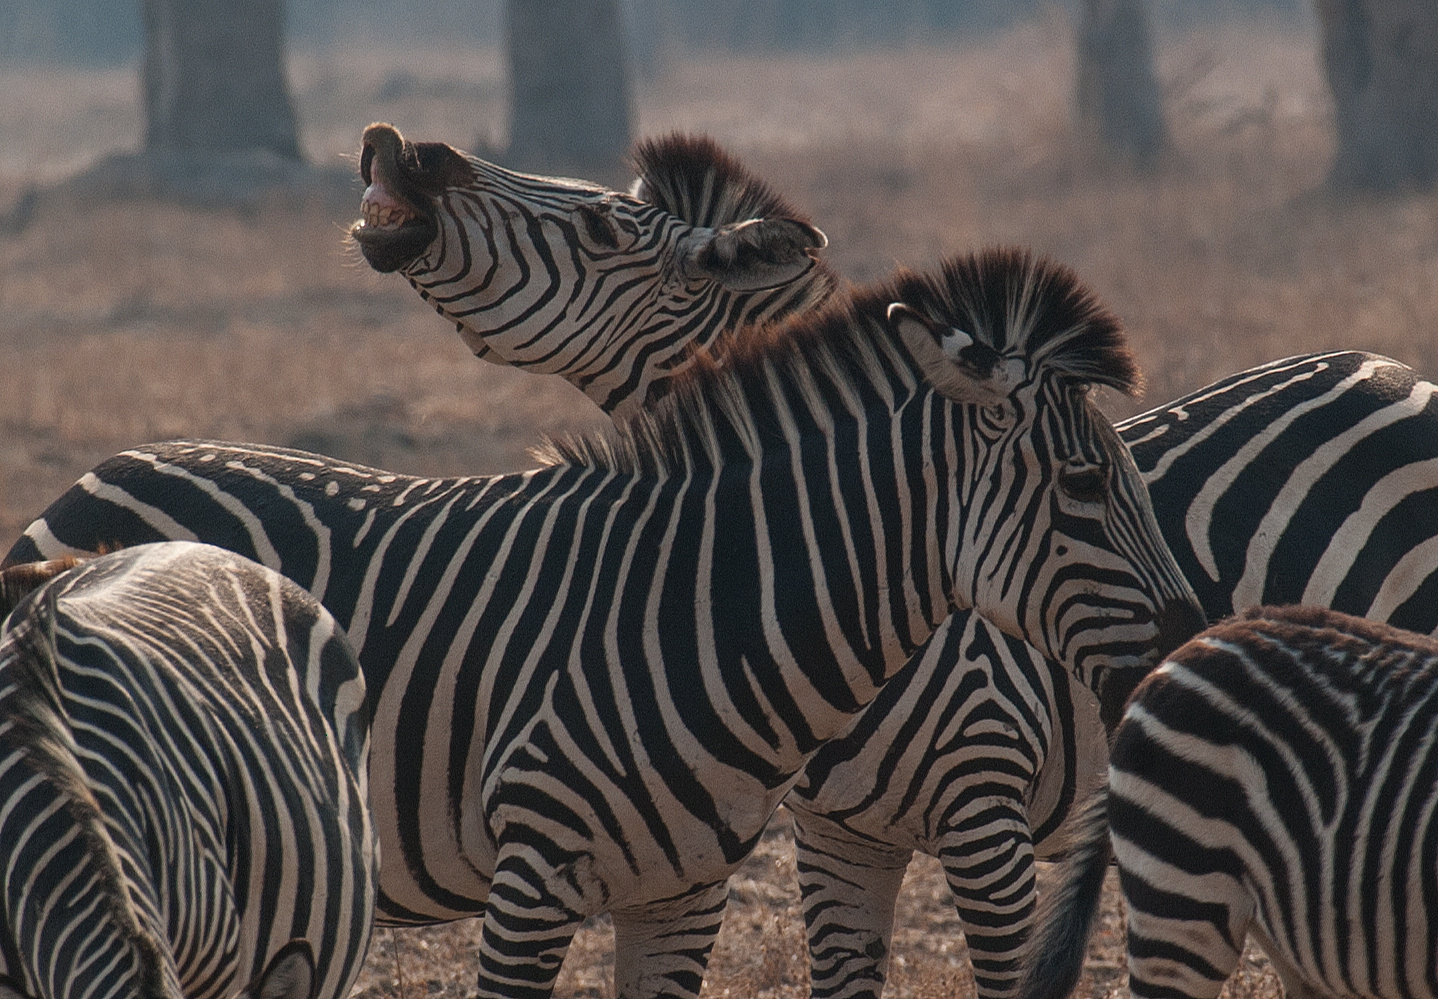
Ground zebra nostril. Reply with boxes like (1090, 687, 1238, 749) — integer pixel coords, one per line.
(1156, 597, 1207, 657)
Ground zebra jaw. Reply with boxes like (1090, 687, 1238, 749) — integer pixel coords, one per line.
(351, 122, 441, 273)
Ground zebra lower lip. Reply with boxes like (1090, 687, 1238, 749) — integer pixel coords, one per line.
(350, 213, 437, 273)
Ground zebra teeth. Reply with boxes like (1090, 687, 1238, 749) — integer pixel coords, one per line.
(360, 184, 419, 231)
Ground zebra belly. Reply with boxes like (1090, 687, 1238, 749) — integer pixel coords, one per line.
(369, 663, 800, 926)
(790, 611, 1107, 859)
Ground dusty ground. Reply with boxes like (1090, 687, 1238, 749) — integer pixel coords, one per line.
(1, 13, 1433, 999)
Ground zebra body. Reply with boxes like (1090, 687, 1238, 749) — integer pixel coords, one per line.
(789, 349, 1438, 999)
(352, 124, 836, 416)
(1020, 604, 1438, 999)
(0, 542, 375, 999)
(5, 250, 1203, 999)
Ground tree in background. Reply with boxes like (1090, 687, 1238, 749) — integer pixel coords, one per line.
(1074, 0, 1167, 170)
(142, 0, 301, 160)
(1318, 0, 1438, 191)
(505, 0, 634, 178)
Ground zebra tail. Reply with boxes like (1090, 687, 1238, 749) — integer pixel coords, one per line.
(1015, 784, 1112, 999)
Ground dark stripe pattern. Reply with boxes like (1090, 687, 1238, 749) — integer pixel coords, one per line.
(4, 250, 1201, 999)
(1020, 605, 1438, 999)
(789, 349, 1438, 999)
(0, 542, 375, 999)
(353, 127, 837, 416)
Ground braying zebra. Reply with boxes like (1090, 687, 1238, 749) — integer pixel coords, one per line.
(351, 123, 837, 416)
(0, 542, 376, 999)
(3, 249, 1205, 999)
(789, 348, 1438, 999)
(1018, 604, 1438, 999)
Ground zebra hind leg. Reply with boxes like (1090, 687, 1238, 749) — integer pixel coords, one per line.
(611, 880, 728, 999)
(792, 817, 909, 999)
(1119, 860, 1251, 999)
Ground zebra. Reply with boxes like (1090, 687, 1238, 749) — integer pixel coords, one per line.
(3, 248, 1205, 999)
(0, 541, 376, 999)
(351, 123, 837, 416)
(789, 348, 1438, 999)
(1018, 604, 1438, 999)
(343, 132, 1438, 999)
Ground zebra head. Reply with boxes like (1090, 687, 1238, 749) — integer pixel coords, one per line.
(884, 251, 1206, 728)
(351, 123, 835, 416)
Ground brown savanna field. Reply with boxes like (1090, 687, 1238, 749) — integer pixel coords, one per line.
(1, 11, 1435, 999)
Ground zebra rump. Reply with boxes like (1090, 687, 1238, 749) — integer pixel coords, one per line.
(1020, 604, 1438, 999)
(0, 542, 375, 999)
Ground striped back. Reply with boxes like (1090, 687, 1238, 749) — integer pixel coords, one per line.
(351, 124, 836, 416)
(0, 543, 375, 999)
(1127, 350, 1438, 632)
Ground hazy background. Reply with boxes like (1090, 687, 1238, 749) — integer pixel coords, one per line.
(0, 3, 1432, 997)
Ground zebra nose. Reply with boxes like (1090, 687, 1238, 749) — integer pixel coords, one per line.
(1156, 596, 1207, 657)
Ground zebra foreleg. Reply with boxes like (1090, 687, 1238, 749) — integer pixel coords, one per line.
(473, 849, 587, 999)
(934, 809, 1038, 999)
(611, 880, 728, 999)
(792, 814, 909, 999)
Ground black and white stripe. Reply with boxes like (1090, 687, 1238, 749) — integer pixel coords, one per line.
(0, 542, 375, 999)
(351, 125, 837, 416)
(4, 250, 1202, 999)
(1020, 605, 1438, 999)
(788, 349, 1438, 999)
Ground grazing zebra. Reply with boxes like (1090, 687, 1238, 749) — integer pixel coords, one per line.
(1019, 604, 1438, 999)
(789, 348, 1438, 999)
(3, 249, 1204, 999)
(351, 123, 837, 416)
(0, 542, 376, 999)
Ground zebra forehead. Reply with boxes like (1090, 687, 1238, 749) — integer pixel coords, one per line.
(629, 132, 817, 230)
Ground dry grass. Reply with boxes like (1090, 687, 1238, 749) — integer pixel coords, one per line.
(2, 14, 1435, 999)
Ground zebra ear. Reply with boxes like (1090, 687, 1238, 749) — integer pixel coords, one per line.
(242, 940, 316, 999)
(888, 302, 1022, 407)
(681, 217, 828, 292)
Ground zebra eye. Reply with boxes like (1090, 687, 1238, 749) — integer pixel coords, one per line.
(575, 204, 620, 250)
(1059, 462, 1107, 504)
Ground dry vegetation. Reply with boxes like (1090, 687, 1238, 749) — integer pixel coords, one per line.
(0, 12, 1433, 999)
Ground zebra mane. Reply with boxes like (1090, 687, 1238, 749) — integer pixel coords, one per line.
(536, 247, 1136, 475)
(630, 133, 814, 230)
(0, 556, 86, 619)
(1, 585, 171, 996)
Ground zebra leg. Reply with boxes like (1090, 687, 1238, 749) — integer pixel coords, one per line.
(934, 800, 1037, 999)
(610, 880, 728, 999)
(792, 812, 909, 999)
(473, 849, 588, 999)
(1119, 862, 1252, 999)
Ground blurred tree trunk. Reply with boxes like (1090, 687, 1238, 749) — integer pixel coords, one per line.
(505, 0, 635, 178)
(1075, 0, 1167, 170)
(142, 0, 301, 160)
(1317, 0, 1438, 190)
